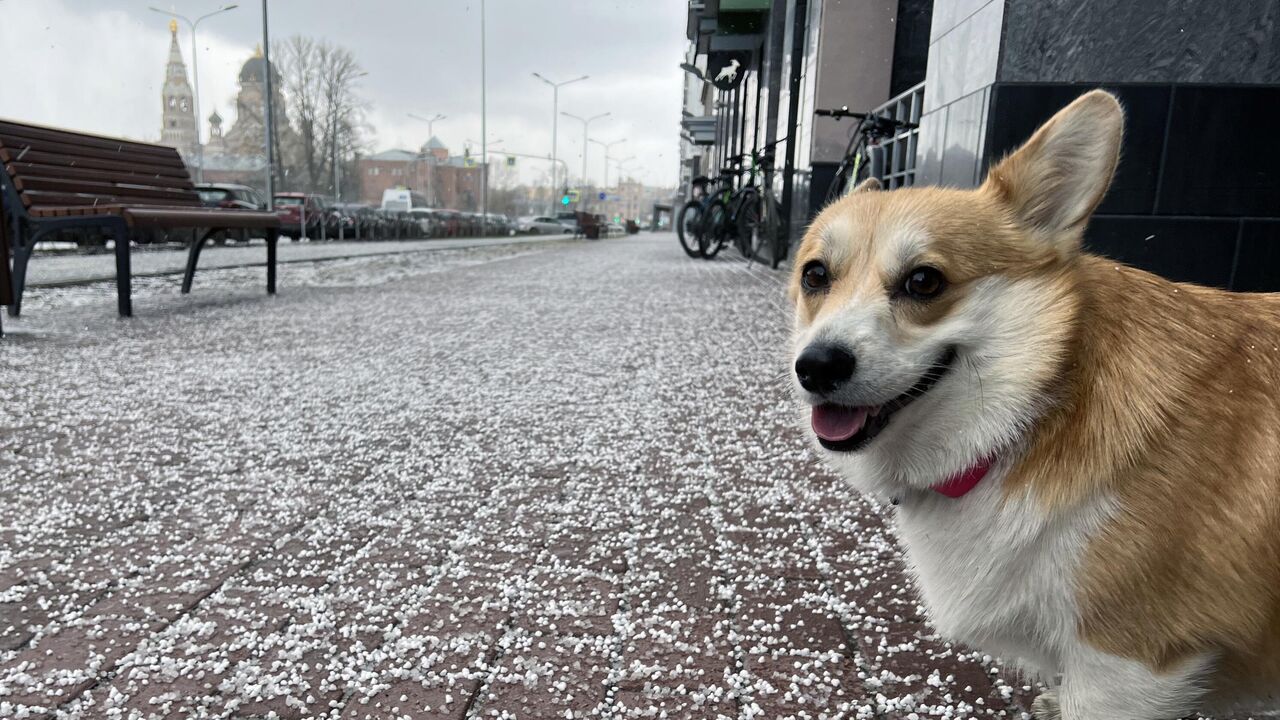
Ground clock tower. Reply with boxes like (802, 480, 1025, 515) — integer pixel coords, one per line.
(160, 19, 197, 160)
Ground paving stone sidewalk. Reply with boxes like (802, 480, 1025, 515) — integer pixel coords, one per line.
(1, 234, 1052, 719)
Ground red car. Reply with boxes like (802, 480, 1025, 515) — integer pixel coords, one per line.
(273, 193, 325, 240)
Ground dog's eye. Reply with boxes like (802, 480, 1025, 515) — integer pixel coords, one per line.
(902, 267, 945, 299)
(801, 261, 830, 293)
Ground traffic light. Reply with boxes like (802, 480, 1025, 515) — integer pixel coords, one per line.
(561, 195, 571, 205)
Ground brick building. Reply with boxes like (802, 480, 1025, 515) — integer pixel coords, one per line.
(358, 138, 484, 210)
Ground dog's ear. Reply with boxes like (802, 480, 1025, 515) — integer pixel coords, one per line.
(850, 177, 882, 194)
(982, 90, 1123, 244)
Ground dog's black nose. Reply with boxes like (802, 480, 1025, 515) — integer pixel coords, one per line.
(795, 343, 856, 395)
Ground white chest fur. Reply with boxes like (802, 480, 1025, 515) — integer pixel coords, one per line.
(892, 473, 1113, 679)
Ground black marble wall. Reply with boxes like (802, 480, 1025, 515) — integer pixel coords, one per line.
(983, 83, 1280, 290)
(1000, 0, 1280, 85)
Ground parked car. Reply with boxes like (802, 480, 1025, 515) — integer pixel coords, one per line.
(273, 192, 325, 240)
(196, 183, 266, 211)
(605, 222, 625, 236)
(518, 215, 567, 235)
(438, 210, 462, 237)
(332, 203, 379, 240)
(459, 212, 481, 237)
(409, 208, 443, 238)
(195, 183, 267, 243)
(555, 211, 581, 234)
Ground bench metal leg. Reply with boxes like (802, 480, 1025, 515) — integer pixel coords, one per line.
(266, 229, 278, 295)
(111, 223, 132, 317)
(182, 229, 212, 294)
(7, 227, 33, 318)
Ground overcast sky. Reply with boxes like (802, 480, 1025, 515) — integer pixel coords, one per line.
(0, 0, 687, 187)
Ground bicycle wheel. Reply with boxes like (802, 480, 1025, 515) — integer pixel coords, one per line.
(761, 191, 782, 268)
(676, 200, 704, 259)
(701, 199, 729, 259)
(735, 191, 763, 261)
(731, 188, 759, 258)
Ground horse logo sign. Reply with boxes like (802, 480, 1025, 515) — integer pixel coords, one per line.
(707, 50, 750, 91)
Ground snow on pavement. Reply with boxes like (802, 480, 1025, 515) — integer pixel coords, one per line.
(24, 236, 576, 289)
(0, 234, 1051, 719)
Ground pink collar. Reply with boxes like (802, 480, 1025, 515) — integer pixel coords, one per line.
(931, 457, 994, 498)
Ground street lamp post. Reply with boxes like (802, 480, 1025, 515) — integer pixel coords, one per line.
(408, 113, 446, 207)
(479, 0, 488, 237)
(149, 4, 239, 184)
(610, 155, 638, 183)
(261, 0, 274, 210)
(560, 111, 609, 193)
(532, 73, 587, 209)
(588, 137, 626, 189)
(408, 112, 446, 139)
(332, 71, 368, 241)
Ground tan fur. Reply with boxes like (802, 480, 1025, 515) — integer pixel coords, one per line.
(1023, 256, 1280, 698)
(789, 89, 1280, 701)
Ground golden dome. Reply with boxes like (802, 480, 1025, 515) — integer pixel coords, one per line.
(169, 18, 178, 34)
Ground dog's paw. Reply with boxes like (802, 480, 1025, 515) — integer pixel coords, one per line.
(1031, 690, 1061, 720)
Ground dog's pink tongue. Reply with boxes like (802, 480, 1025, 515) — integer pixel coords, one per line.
(811, 405, 869, 442)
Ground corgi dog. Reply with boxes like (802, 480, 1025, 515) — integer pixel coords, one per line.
(788, 90, 1280, 719)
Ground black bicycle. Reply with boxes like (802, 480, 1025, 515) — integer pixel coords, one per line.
(676, 175, 712, 258)
(696, 158, 748, 259)
(676, 157, 746, 260)
(816, 106, 917, 204)
(734, 140, 785, 265)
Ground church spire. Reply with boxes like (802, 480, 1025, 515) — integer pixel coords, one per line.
(166, 19, 189, 85)
(160, 18, 196, 159)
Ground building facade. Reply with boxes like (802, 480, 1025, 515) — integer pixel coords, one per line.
(680, 0, 1280, 288)
(357, 141, 484, 211)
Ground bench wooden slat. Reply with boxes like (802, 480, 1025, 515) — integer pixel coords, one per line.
(15, 176, 198, 204)
(0, 147, 191, 178)
(19, 189, 204, 208)
(28, 205, 280, 229)
(0, 134, 187, 170)
(0, 121, 180, 159)
(123, 207, 281, 229)
(29, 204, 127, 217)
(7, 162, 195, 190)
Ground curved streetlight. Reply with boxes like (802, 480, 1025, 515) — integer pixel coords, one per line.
(532, 73, 587, 198)
(588, 137, 626, 188)
(610, 155, 638, 181)
(148, 4, 239, 183)
(408, 112, 446, 139)
(561, 111, 609, 187)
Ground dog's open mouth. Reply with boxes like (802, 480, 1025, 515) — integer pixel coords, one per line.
(811, 347, 957, 452)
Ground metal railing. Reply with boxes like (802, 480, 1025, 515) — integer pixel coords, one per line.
(872, 81, 925, 189)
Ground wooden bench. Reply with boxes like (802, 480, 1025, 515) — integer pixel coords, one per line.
(0, 119, 280, 321)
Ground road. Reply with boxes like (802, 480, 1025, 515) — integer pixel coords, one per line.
(0, 234, 1056, 719)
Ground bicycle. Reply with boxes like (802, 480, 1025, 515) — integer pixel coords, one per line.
(676, 173, 715, 259)
(698, 158, 749, 259)
(735, 141, 784, 265)
(815, 106, 917, 205)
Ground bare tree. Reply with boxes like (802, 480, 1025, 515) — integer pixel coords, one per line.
(272, 36, 371, 195)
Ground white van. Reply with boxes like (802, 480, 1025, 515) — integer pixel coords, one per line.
(381, 188, 428, 212)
